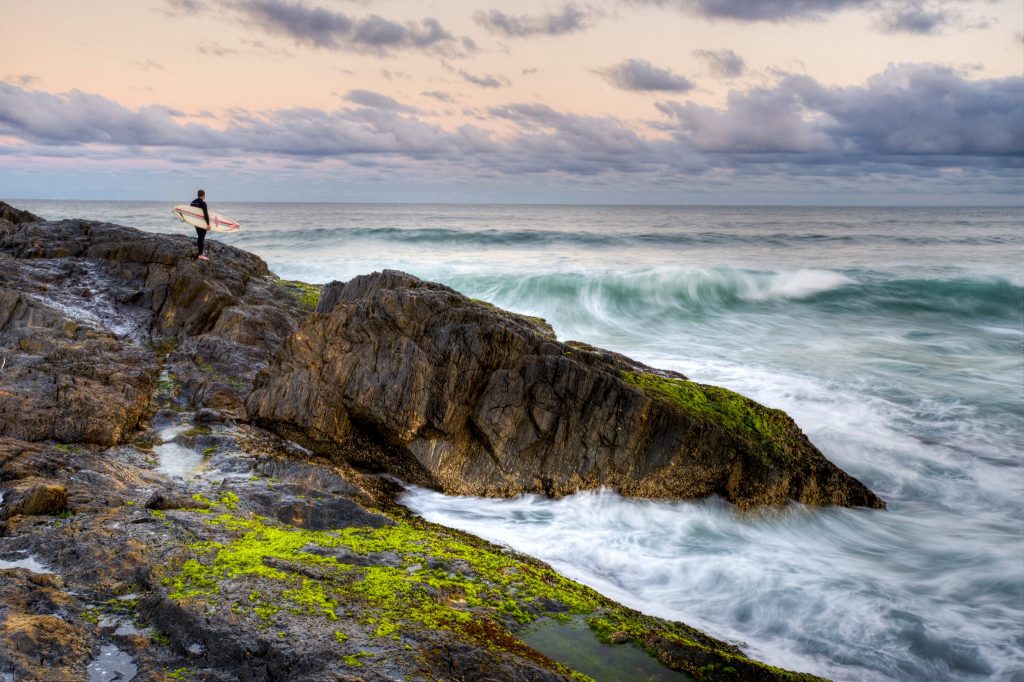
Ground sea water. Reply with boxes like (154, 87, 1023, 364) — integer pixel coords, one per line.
(14, 200, 1024, 681)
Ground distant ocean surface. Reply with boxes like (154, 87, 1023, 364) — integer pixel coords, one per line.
(15, 200, 1024, 681)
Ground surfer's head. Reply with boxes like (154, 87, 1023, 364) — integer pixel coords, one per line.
(197, 189, 205, 198)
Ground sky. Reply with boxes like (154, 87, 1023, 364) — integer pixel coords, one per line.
(1, 0, 1022, 204)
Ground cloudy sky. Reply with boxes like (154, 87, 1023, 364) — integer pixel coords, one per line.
(1, 0, 1021, 203)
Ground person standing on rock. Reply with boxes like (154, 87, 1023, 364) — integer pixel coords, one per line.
(191, 189, 211, 261)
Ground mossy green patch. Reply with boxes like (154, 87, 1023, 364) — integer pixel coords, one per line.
(191, 493, 213, 507)
(277, 279, 322, 310)
(164, 506, 823, 681)
(343, 652, 368, 667)
(622, 370, 801, 464)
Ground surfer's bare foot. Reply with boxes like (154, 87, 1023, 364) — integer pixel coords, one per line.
(197, 254, 209, 261)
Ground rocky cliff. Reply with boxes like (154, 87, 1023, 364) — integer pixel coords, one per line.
(247, 271, 883, 509)
(0, 202, 866, 681)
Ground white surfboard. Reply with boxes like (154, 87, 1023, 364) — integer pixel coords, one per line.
(173, 204, 240, 233)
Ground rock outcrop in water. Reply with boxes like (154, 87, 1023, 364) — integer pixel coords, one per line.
(247, 271, 883, 509)
(0, 202, 861, 681)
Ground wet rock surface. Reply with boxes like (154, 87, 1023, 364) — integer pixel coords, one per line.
(0, 202, 841, 680)
(249, 271, 883, 509)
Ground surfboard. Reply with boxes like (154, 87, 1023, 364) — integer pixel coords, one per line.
(173, 205, 240, 233)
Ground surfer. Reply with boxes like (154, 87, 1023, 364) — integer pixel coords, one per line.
(190, 189, 210, 261)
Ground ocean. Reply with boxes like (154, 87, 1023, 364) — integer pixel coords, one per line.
(14, 200, 1024, 681)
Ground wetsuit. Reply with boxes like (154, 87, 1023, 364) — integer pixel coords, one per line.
(190, 197, 210, 255)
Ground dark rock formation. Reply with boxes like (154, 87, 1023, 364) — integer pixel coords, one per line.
(0, 477, 67, 519)
(248, 271, 883, 509)
(0, 202, 860, 680)
(0, 211, 311, 441)
(0, 203, 40, 226)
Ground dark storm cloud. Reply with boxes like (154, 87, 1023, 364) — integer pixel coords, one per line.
(625, 0, 871, 21)
(692, 49, 745, 78)
(474, 5, 593, 38)
(235, 0, 466, 55)
(877, 4, 949, 33)
(625, 0, 988, 33)
(1, 64, 1019, 189)
(874, 1, 987, 34)
(599, 59, 694, 92)
(656, 64, 1024, 157)
(0, 82, 446, 156)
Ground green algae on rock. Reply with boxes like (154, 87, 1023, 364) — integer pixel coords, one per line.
(160, 497, 826, 681)
(276, 279, 323, 311)
(621, 370, 801, 465)
(0, 207, 858, 680)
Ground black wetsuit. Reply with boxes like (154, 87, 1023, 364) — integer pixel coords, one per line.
(190, 197, 210, 255)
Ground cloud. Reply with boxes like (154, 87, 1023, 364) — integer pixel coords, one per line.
(133, 60, 165, 71)
(474, 5, 592, 38)
(421, 91, 455, 103)
(380, 69, 411, 81)
(241, 38, 295, 57)
(625, 0, 988, 33)
(159, 0, 207, 16)
(235, 0, 467, 55)
(656, 63, 1024, 157)
(0, 64, 1019, 198)
(4, 74, 41, 88)
(625, 0, 871, 21)
(345, 90, 420, 113)
(456, 69, 509, 88)
(198, 42, 240, 56)
(692, 48, 745, 78)
(874, 1, 987, 34)
(599, 59, 694, 92)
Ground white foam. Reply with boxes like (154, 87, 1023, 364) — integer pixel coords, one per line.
(739, 269, 854, 301)
(153, 442, 208, 479)
(402, 486, 1020, 681)
(0, 553, 54, 574)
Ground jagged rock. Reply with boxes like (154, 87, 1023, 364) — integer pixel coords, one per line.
(248, 271, 883, 509)
(0, 215, 310, 435)
(250, 488, 393, 530)
(0, 613, 91, 680)
(0, 287, 156, 444)
(0, 202, 40, 226)
(193, 407, 230, 425)
(0, 478, 67, 518)
(144, 488, 194, 511)
(0, 204, 853, 680)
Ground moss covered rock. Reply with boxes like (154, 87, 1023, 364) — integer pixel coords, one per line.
(248, 271, 883, 510)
